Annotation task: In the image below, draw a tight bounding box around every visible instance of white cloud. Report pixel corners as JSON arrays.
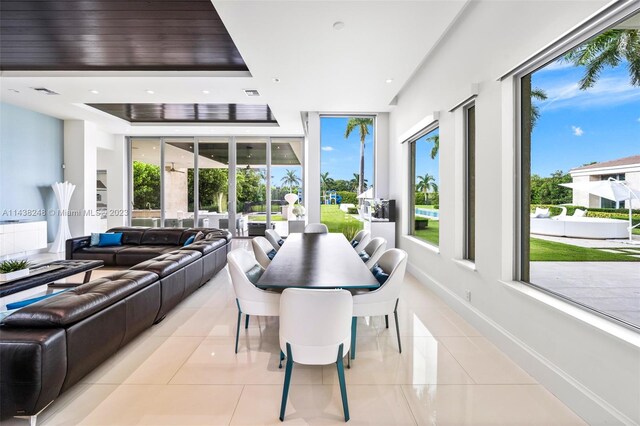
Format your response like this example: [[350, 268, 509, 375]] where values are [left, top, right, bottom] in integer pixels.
[[321, 146, 334, 152], [571, 126, 584, 136], [538, 75, 640, 112]]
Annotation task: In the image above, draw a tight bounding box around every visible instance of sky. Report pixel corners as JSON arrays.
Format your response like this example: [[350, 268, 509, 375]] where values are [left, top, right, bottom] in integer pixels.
[[530, 58, 640, 177], [320, 116, 375, 185], [415, 128, 440, 185]]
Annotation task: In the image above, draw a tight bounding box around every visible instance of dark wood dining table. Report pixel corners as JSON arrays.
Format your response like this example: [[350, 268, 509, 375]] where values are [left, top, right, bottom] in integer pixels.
[[255, 233, 380, 290]]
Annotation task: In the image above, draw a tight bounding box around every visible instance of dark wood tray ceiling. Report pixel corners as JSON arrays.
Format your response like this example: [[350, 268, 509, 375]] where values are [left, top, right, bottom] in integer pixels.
[[166, 141, 301, 166], [0, 0, 248, 71], [88, 103, 276, 124]]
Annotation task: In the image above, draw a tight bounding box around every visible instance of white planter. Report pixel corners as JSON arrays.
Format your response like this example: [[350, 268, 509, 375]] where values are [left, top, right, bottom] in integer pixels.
[[0, 268, 30, 282]]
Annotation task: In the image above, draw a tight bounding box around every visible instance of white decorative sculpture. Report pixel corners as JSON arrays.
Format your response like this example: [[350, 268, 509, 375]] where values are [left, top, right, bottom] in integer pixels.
[[284, 193, 299, 220], [49, 181, 76, 253]]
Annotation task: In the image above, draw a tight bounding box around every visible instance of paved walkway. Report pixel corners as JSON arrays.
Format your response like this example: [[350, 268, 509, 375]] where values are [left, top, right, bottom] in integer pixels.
[[530, 261, 640, 326], [533, 233, 640, 249]]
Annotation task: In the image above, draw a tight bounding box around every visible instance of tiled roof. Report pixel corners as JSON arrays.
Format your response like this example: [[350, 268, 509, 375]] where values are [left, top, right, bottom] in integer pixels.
[[571, 155, 640, 171]]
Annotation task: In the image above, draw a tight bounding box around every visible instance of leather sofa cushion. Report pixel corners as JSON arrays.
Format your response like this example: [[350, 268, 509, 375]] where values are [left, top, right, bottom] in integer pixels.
[[107, 227, 147, 245], [140, 228, 185, 246], [114, 246, 177, 266], [179, 229, 201, 245], [2, 270, 158, 328], [204, 229, 232, 242], [131, 250, 201, 278], [179, 239, 225, 255]]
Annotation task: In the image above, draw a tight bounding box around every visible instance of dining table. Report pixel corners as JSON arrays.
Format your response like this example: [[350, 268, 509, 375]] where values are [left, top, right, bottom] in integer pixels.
[[255, 232, 380, 290]]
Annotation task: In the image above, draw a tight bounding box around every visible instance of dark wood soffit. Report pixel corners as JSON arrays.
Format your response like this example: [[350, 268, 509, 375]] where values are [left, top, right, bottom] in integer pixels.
[[0, 0, 248, 71], [87, 103, 276, 124]]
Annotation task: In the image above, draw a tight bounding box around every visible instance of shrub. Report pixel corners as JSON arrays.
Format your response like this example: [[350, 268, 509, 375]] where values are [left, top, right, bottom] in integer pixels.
[[340, 223, 360, 241], [0, 259, 31, 273], [337, 191, 357, 205], [531, 204, 640, 221], [347, 207, 358, 214]]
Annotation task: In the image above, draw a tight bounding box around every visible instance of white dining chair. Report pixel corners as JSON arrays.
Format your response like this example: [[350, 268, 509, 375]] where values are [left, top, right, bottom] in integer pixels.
[[350, 229, 370, 252], [265, 229, 285, 251], [358, 237, 387, 269], [278, 288, 353, 422], [252, 236, 276, 269], [304, 223, 329, 234], [351, 249, 407, 359], [227, 248, 280, 353]]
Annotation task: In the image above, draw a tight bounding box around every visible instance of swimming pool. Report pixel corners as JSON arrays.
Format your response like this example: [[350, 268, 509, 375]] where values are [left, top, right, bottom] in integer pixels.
[[415, 208, 439, 219]]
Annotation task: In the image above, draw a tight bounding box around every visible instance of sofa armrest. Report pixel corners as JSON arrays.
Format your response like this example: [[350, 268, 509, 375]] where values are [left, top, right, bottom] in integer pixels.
[[65, 236, 91, 260]]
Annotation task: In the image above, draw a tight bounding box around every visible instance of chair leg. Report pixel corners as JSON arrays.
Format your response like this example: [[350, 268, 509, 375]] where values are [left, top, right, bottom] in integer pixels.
[[347, 350, 351, 369], [385, 315, 389, 329], [394, 299, 402, 354], [279, 343, 294, 422], [245, 314, 250, 329], [279, 350, 285, 369], [350, 317, 357, 360], [336, 344, 350, 422], [235, 301, 242, 354]]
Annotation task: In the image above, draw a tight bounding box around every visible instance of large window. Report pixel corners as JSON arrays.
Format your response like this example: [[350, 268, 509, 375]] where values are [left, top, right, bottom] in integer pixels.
[[520, 11, 640, 328], [129, 136, 303, 237], [409, 126, 440, 246], [319, 116, 375, 238]]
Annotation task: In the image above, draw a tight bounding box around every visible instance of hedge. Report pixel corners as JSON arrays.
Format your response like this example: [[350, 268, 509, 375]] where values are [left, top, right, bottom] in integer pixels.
[[337, 191, 358, 205], [531, 204, 640, 222]]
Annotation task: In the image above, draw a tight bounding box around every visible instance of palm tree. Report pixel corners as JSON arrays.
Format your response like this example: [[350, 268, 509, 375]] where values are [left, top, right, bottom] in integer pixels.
[[349, 173, 368, 192], [281, 169, 301, 193], [426, 134, 439, 160], [530, 88, 548, 129], [563, 29, 640, 90], [320, 172, 331, 193], [416, 174, 438, 203], [344, 117, 374, 196]]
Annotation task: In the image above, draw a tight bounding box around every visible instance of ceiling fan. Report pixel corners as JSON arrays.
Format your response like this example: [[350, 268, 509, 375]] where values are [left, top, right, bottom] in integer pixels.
[[165, 162, 185, 173]]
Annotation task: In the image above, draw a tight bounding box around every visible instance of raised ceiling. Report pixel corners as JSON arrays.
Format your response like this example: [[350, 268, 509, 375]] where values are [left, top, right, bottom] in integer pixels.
[[87, 103, 275, 124], [0, 0, 247, 71]]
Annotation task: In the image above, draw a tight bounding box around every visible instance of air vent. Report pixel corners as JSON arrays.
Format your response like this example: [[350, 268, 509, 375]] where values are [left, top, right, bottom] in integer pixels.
[[243, 89, 260, 97], [32, 87, 60, 95]]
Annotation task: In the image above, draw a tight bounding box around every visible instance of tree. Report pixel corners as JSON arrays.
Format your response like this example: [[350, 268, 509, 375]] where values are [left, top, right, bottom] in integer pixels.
[[191, 168, 228, 211], [426, 134, 439, 159], [563, 29, 640, 90], [281, 169, 301, 193], [530, 88, 548, 129], [416, 174, 438, 202], [320, 172, 334, 193], [344, 117, 373, 196], [530, 170, 572, 205], [132, 161, 161, 209], [349, 173, 368, 192]]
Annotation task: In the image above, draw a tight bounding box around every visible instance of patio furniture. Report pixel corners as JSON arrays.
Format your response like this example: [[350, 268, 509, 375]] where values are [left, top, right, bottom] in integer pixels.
[[278, 288, 352, 422], [248, 221, 274, 237], [531, 216, 628, 239]]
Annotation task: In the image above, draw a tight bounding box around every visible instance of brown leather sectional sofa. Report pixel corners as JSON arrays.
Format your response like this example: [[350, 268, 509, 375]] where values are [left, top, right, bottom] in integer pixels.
[[0, 227, 231, 421]]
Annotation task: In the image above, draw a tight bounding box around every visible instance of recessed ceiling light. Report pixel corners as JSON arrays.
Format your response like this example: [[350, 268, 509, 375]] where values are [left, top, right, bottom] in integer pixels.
[[333, 21, 345, 30], [145, 89, 155, 94], [385, 79, 394, 84], [90, 89, 99, 94], [272, 78, 280, 83], [243, 89, 260, 97], [202, 90, 210, 94]]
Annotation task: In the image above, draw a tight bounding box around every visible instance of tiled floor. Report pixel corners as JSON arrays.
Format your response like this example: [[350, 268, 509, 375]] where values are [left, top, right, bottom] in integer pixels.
[[6, 241, 586, 425]]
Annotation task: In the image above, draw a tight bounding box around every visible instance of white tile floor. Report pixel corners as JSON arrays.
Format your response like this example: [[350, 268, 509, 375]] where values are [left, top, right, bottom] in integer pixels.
[[6, 241, 586, 425]]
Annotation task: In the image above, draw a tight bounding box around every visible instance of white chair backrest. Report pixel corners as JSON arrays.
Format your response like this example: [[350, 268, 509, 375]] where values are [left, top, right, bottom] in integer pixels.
[[304, 223, 329, 234], [351, 230, 371, 252], [363, 237, 387, 269], [227, 248, 265, 302], [368, 249, 407, 302], [280, 288, 353, 365], [252, 237, 274, 269], [264, 229, 281, 251]]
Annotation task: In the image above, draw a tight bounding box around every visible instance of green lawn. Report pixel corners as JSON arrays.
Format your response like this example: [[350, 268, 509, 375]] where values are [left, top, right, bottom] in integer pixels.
[[413, 220, 439, 246], [249, 214, 284, 222], [321, 205, 363, 239], [530, 238, 638, 261]]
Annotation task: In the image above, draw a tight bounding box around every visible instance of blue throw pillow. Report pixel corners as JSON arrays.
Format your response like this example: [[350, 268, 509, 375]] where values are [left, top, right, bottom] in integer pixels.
[[6, 289, 69, 310], [358, 250, 370, 263], [371, 265, 389, 285], [184, 235, 196, 246], [278, 239, 285, 246], [267, 249, 277, 260], [351, 240, 359, 248], [90, 232, 101, 246], [97, 232, 123, 247], [245, 264, 264, 284]]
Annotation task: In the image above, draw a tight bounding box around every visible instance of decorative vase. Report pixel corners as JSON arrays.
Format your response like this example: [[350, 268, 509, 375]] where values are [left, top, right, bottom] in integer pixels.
[[49, 181, 76, 253]]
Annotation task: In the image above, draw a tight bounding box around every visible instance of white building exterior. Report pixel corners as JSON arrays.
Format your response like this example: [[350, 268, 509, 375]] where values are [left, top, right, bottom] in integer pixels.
[[569, 155, 640, 209]]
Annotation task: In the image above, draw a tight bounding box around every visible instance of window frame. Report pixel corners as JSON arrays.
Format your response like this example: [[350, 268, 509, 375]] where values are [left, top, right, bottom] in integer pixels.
[[464, 103, 476, 261]]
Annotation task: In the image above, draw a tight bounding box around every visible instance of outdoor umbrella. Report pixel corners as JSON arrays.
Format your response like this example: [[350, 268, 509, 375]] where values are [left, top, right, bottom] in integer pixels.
[[560, 178, 640, 241]]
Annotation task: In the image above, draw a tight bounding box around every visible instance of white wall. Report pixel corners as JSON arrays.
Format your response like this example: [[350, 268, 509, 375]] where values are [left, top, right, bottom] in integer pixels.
[[96, 134, 127, 230], [388, 1, 639, 424]]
